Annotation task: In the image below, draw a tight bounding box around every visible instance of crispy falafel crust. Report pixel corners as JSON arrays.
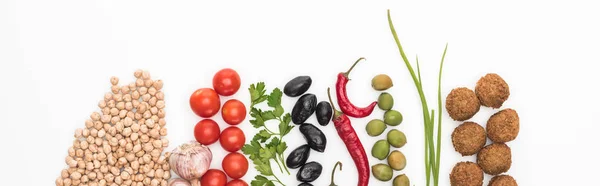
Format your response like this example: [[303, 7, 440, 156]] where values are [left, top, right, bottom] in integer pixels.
[[452, 122, 487, 156], [487, 109, 520, 143], [446, 87, 481, 121], [477, 143, 512, 175], [450, 162, 484, 186], [475, 73, 510, 108], [488, 175, 518, 186]]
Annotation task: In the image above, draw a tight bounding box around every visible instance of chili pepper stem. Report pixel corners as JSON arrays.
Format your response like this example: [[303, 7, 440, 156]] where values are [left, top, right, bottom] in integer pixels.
[[327, 88, 342, 118], [344, 57, 366, 77], [329, 161, 343, 186]]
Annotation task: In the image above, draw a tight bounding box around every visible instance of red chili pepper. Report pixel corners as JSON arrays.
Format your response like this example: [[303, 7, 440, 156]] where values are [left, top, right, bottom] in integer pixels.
[[336, 57, 377, 118], [327, 88, 369, 186]]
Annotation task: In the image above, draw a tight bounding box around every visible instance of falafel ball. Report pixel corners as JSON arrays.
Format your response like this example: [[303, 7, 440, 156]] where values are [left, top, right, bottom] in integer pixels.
[[488, 175, 518, 186], [477, 143, 512, 175], [446, 87, 480, 121], [475, 73, 510, 108], [487, 108, 520, 143], [450, 162, 484, 186], [452, 122, 486, 156]]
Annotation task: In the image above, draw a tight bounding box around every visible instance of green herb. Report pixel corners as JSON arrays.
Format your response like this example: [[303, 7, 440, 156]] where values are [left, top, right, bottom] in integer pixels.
[[388, 10, 447, 186], [243, 82, 294, 186]]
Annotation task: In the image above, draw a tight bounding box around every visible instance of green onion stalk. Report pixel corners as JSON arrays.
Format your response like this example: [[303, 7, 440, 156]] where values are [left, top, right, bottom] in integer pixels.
[[387, 9, 448, 186]]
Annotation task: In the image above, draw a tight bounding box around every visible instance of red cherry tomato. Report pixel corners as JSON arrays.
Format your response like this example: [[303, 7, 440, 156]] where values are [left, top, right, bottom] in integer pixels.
[[222, 152, 249, 179], [221, 99, 246, 125], [190, 88, 221, 117], [213, 68, 241, 96], [219, 127, 246, 152], [226, 180, 248, 186], [201, 169, 227, 186], [193, 119, 220, 145]]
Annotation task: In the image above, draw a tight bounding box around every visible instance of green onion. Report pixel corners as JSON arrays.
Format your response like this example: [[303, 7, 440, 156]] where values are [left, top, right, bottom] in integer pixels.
[[387, 9, 448, 186]]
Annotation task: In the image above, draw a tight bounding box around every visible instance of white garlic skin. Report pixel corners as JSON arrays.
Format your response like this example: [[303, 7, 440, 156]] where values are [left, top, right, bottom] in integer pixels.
[[169, 141, 212, 180], [167, 178, 191, 186]]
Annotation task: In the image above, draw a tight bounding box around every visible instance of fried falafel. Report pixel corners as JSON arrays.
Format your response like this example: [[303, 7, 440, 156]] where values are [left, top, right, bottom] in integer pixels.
[[450, 162, 484, 186], [488, 175, 518, 186], [475, 73, 510, 108], [477, 143, 512, 175], [446, 87, 480, 121], [452, 122, 487, 156], [487, 108, 520, 143]]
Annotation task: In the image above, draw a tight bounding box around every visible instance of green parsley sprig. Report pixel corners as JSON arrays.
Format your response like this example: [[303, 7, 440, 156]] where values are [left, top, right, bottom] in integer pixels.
[[242, 82, 294, 186]]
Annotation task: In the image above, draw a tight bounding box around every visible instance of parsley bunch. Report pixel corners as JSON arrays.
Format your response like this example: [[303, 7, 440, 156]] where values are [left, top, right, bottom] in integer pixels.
[[242, 82, 294, 186]]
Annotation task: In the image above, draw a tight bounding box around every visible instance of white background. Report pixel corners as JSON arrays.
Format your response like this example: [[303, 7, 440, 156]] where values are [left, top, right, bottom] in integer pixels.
[[1, 1, 599, 185]]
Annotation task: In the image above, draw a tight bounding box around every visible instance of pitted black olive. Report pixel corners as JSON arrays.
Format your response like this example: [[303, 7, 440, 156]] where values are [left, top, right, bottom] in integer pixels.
[[299, 123, 327, 152], [292, 94, 317, 124], [286, 144, 311, 169]]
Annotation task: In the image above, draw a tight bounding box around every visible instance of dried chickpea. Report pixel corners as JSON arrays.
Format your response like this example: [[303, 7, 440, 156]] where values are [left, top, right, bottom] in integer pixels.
[[110, 116, 120, 124], [111, 85, 120, 94], [116, 102, 125, 110], [148, 87, 157, 96], [121, 86, 130, 94], [150, 106, 158, 115], [125, 102, 133, 111], [152, 80, 163, 90], [113, 93, 123, 102], [159, 128, 167, 137], [144, 79, 153, 87], [151, 179, 160, 186], [103, 93, 112, 101], [119, 110, 127, 118], [143, 111, 152, 119], [114, 176, 123, 185], [90, 129, 98, 137], [71, 171, 82, 180], [145, 119, 155, 128], [101, 107, 110, 115], [155, 92, 164, 100], [91, 112, 101, 121], [141, 94, 151, 102], [141, 71, 150, 80], [97, 129, 106, 138], [110, 76, 119, 85], [106, 100, 115, 108], [63, 178, 72, 186]]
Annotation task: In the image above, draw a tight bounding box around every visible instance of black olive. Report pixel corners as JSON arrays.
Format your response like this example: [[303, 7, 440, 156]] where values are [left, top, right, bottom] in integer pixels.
[[315, 101, 332, 126], [291, 94, 317, 124], [297, 162, 323, 182], [286, 144, 311, 169], [299, 123, 327, 152], [298, 183, 313, 186], [284, 76, 312, 97]]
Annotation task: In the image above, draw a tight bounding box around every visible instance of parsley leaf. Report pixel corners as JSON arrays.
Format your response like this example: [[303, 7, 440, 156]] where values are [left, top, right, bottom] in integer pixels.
[[250, 82, 268, 106], [279, 113, 294, 136], [251, 175, 275, 186], [267, 88, 282, 108], [276, 141, 287, 155]]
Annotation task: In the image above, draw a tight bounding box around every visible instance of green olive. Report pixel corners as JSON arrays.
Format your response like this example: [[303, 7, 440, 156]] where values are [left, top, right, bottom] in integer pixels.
[[393, 174, 410, 186], [372, 74, 393, 91], [384, 110, 403, 126], [378, 92, 394, 110], [387, 150, 407, 170], [366, 119, 387, 136], [371, 140, 390, 160], [372, 164, 393, 181], [387, 129, 407, 148]]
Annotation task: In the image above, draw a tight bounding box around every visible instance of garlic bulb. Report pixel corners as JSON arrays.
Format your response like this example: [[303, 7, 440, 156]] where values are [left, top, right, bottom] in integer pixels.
[[170, 141, 212, 185], [168, 178, 191, 186]]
